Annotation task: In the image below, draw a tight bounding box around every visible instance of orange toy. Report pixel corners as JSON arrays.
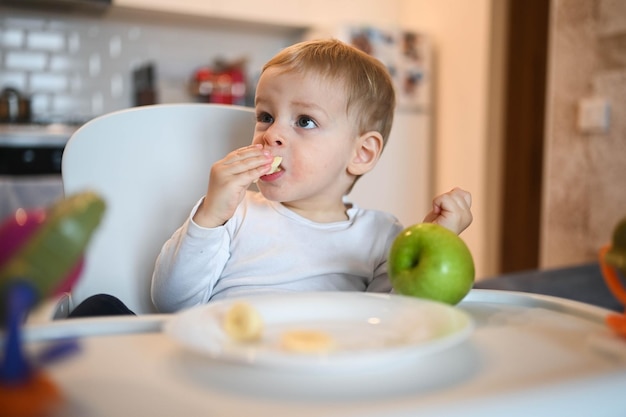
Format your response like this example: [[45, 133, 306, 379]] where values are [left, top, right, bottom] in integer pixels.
[[0, 371, 62, 417], [598, 216, 626, 338]]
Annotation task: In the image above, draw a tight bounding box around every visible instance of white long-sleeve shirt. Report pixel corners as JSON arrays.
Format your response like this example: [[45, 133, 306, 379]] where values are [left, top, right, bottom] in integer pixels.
[[151, 191, 403, 313]]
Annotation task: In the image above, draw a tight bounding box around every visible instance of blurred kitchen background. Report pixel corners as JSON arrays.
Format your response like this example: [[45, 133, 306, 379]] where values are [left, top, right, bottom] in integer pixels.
[[1, 0, 625, 282]]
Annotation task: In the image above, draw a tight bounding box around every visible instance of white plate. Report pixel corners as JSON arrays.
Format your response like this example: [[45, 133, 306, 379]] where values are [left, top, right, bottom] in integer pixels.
[[164, 292, 474, 371]]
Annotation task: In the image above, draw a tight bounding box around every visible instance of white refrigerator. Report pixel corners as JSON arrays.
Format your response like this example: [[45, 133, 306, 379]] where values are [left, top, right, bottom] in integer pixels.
[[306, 26, 434, 228]]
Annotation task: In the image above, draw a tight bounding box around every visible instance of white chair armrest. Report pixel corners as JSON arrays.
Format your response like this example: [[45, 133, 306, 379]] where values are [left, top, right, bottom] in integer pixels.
[[26, 293, 72, 324]]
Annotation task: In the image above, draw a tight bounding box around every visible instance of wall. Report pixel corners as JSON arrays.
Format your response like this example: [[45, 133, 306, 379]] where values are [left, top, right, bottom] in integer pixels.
[[541, 0, 626, 268], [0, 0, 404, 124], [115, 0, 402, 29], [398, 0, 502, 279], [0, 6, 302, 122]]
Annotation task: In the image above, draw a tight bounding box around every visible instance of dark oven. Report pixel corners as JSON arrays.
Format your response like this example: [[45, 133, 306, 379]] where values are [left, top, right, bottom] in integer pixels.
[[0, 124, 77, 221]]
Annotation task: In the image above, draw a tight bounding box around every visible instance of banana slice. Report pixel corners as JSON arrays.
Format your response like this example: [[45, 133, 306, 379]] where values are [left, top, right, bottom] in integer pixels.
[[268, 156, 282, 174], [223, 302, 263, 342], [253, 156, 282, 184], [280, 330, 334, 353]]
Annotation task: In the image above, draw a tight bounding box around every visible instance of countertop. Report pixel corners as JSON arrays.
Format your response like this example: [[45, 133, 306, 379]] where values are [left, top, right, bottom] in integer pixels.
[[474, 262, 622, 312], [0, 123, 79, 146]]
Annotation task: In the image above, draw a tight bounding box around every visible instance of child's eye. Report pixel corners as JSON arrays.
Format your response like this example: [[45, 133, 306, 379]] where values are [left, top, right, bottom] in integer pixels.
[[256, 112, 273, 124], [296, 116, 317, 129]]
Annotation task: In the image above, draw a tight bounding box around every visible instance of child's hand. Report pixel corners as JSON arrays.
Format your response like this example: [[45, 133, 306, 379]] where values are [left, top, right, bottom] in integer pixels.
[[193, 144, 273, 228], [422, 187, 472, 235]]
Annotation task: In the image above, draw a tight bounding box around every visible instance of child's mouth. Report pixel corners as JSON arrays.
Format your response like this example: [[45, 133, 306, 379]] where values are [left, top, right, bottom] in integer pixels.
[[268, 156, 282, 174], [255, 156, 283, 183]]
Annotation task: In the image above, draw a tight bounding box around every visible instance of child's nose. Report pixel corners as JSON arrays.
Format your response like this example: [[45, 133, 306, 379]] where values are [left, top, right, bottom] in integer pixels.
[[263, 131, 284, 146]]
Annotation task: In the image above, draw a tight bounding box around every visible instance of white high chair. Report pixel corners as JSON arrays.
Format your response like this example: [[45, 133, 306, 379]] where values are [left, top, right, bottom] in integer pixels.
[[50, 103, 255, 317]]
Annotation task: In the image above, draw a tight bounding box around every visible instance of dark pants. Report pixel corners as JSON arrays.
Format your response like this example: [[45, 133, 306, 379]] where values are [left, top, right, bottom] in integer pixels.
[[68, 294, 136, 318]]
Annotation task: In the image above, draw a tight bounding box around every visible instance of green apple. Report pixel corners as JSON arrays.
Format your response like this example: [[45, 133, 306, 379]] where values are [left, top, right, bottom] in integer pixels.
[[605, 216, 626, 275], [388, 223, 475, 305]]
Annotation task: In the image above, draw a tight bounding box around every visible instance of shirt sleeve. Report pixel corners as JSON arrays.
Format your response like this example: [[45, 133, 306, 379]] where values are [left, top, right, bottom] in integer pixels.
[[366, 218, 404, 293], [151, 203, 232, 313]]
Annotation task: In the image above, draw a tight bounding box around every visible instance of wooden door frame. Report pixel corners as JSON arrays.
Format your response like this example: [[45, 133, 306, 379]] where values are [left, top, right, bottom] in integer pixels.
[[499, 0, 550, 273]]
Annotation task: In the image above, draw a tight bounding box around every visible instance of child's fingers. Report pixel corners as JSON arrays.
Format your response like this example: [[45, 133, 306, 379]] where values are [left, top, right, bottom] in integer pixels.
[[218, 147, 273, 178], [444, 187, 470, 205], [422, 188, 473, 234], [222, 144, 268, 166], [437, 188, 471, 213], [448, 187, 471, 207]]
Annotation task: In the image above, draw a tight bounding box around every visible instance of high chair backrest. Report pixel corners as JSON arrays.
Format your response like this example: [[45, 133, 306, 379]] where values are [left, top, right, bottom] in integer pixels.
[[61, 104, 255, 315]]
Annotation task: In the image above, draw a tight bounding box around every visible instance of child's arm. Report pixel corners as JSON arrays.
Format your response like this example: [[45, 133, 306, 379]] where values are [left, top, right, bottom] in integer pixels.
[[422, 187, 473, 235], [193, 144, 274, 228], [151, 218, 229, 312]]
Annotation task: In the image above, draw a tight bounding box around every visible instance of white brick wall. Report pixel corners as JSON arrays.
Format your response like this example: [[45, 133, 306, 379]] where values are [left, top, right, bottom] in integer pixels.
[[0, 6, 301, 122]]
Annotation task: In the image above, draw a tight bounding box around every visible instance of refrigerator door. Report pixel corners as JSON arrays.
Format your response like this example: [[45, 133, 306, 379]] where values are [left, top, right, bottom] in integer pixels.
[[349, 110, 432, 227], [307, 26, 433, 226]]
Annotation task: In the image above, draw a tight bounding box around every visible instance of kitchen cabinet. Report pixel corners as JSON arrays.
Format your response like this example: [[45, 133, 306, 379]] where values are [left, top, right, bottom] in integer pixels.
[[114, 0, 401, 29]]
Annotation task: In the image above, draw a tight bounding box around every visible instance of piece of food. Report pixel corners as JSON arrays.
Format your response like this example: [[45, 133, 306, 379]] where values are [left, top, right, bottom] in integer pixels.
[[268, 156, 282, 174], [253, 156, 282, 184], [388, 223, 475, 305], [280, 329, 334, 353], [223, 302, 263, 342]]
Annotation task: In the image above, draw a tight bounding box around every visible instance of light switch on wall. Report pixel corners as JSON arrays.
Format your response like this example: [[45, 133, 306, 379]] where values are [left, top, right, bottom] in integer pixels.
[[577, 97, 610, 134]]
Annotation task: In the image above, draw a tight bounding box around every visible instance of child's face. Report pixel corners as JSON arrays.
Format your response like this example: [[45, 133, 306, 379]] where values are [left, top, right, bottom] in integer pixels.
[[252, 67, 360, 217]]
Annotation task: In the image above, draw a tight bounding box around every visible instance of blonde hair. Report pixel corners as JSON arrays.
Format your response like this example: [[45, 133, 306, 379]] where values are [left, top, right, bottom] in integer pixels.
[[261, 38, 396, 147]]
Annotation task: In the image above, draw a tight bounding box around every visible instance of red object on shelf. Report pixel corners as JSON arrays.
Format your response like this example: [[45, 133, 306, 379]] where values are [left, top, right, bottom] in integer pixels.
[[191, 61, 246, 105]]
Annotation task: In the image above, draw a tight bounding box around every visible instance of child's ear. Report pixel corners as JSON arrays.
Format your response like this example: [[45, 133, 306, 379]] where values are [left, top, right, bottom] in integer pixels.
[[348, 131, 384, 176]]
